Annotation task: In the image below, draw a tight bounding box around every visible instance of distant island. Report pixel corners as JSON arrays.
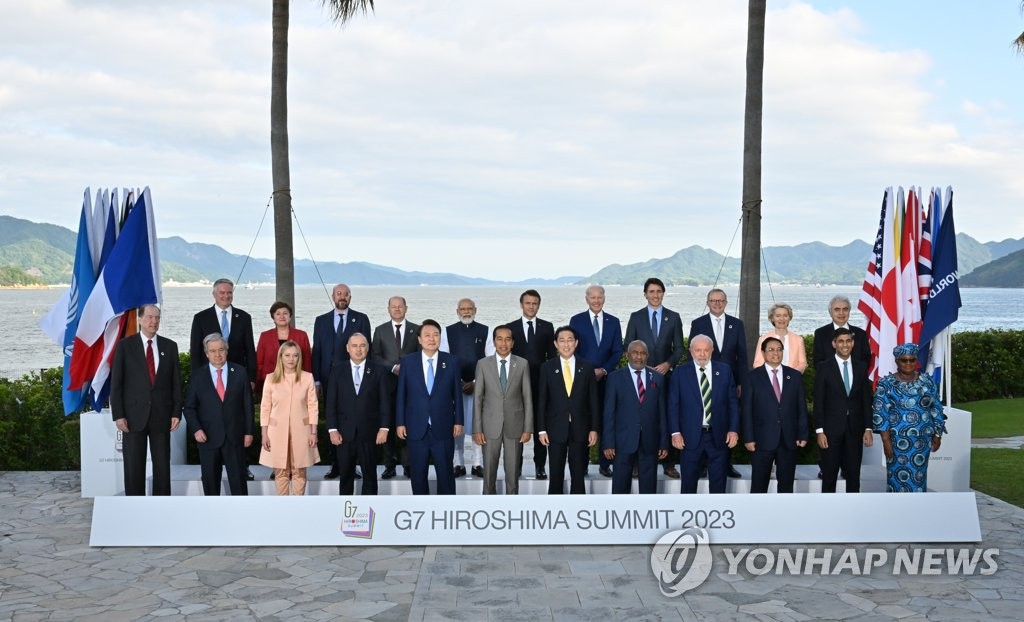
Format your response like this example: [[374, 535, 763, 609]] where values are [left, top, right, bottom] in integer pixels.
[[1, 214, 1022, 288]]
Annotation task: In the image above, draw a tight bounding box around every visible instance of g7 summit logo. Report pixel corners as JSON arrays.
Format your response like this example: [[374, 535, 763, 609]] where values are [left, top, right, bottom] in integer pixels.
[[650, 527, 713, 597]]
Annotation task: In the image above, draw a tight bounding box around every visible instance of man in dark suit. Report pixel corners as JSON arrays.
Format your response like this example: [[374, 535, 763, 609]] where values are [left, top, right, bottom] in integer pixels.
[[625, 277, 685, 479], [602, 340, 667, 494], [395, 319, 465, 495], [668, 334, 739, 494], [569, 285, 623, 478], [472, 326, 533, 494], [370, 296, 420, 480], [311, 283, 370, 479], [110, 305, 182, 496], [183, 333, 254, 496], [689, 288, 748, 479], [536, 326, 600, 494], [442, 298, 493, 479], [328, 333, 391, 495], [742, 336, 809, 494], [189, 278, 257, 480], [812, 295, 871, 366], [189, 278, 256, 385], [505, 289, 556, 480], [813, 327, 874, 493]]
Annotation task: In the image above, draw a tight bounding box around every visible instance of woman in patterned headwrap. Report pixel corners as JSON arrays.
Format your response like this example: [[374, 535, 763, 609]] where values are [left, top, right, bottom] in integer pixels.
[[872, 343, 946, 492]]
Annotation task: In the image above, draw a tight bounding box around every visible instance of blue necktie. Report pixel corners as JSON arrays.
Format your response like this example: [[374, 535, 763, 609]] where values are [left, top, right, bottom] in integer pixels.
[[842, 360, 851, 396], [426, 358, 435, 394], [593, 315, 601, 344], [220, 309, 229, 340]]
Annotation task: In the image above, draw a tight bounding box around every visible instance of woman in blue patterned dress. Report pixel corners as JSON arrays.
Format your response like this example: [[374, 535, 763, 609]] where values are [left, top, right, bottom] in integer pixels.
[[872, 343, 946, 492]]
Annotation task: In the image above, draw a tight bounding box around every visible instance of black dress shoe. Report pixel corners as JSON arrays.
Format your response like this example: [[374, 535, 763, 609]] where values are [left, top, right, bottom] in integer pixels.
[[381, 467, 397, 480], [324, 468, 340, 480], [599, 466, 613, 478], [471, 465, 484, 478], [535, 468, 547, 480], [727, 466, 742, 479], [246, 469, 255, 481], [453, 465, 467, 477]]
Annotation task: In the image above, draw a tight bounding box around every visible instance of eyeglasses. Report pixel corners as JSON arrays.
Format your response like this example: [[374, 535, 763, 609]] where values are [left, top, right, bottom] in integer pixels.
[[708, 299, 727, 304], [896, 357, 918, 363], [764, 347, 783, 353]]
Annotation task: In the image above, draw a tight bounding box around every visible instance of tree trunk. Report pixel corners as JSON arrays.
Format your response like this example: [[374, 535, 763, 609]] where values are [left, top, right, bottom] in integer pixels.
[[739, 0, 766, 366], [271, 0, 295, 318]]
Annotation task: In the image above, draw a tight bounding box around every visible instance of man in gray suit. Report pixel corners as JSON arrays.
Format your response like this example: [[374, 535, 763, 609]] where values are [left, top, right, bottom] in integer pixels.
[[371, 295, 421, 480], [472, 325, 533, 494]]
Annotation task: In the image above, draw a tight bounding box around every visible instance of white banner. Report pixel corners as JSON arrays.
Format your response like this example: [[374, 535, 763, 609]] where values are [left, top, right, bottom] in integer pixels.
[[91, 492, 981, 547]]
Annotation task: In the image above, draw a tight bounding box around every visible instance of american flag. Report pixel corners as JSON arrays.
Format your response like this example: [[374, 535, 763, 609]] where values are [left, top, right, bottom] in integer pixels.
[[857, 188, 889, 383]]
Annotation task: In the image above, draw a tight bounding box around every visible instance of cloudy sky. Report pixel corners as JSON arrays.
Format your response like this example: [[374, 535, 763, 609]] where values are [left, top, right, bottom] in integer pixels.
[[2, 0, 1022, 280]]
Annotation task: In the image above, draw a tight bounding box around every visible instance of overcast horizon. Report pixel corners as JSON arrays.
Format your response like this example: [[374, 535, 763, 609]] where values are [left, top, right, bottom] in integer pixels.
[[2, 1, 1021, 281]]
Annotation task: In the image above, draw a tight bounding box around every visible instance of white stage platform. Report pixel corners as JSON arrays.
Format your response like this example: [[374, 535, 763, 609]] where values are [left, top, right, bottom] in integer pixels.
[[163, 463, 885, 496]]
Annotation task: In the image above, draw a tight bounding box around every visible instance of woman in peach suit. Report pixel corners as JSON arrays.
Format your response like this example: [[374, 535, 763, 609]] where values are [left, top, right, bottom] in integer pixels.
[[752, 303, 808, 373], [259, 341, 320, 495]]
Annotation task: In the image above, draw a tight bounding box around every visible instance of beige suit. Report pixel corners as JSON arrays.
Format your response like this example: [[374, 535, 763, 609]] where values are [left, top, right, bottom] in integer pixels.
[[473, 354, 533, 494], [259, 370, 321, 494]]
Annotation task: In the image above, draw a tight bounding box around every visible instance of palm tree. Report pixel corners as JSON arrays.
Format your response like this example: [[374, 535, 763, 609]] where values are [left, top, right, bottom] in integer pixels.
[[1015, 2, 1024, 53], [739, 0, 766, 363], [271, 0, 374, 314]]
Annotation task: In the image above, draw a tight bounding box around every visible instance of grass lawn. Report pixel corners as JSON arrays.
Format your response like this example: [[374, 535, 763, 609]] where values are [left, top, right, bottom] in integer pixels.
[[971, 448, 1024, 508], [954, 398, 1024, 438]]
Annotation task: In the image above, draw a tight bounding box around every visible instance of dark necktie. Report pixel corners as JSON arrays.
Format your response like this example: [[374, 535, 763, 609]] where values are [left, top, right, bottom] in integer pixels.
[[772, 368, 782, 402], [699, 367, 711, 425], [635, 369, 645, 404], [651, 310, 659, 340], [527, 320, 535, 344], [146, 340, 155, 385], [499, 359, 508, 392], [395, 324, 402, 351]]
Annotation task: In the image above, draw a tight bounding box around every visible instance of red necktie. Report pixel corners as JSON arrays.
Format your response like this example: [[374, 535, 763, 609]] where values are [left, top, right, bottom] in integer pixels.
[[146, 339, 156, 384], [635, 370, 645, 404], [216, 368, 226, 401]]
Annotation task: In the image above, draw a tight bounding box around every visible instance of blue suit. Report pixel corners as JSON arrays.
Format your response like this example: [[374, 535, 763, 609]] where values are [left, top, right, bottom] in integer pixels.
[[741, 365, 809, 493], [569, 311, 624, 376], [689, 313, 748, 388], [395, 351, 465, 495], [602, 366, 667, 494], [311, 308, 371, 388], [667, 361, 739, 493]]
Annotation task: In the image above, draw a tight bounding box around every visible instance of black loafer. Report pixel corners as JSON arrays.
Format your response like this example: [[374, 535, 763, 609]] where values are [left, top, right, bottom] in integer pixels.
[[381, 467, 397, 480], [453, 465, 467, 477], [535, 468, 547, 480], [727, 466, 742, 479], [599, 466, 613, 478], [324, 468, 339, 480], [471, 465, 484, 478]]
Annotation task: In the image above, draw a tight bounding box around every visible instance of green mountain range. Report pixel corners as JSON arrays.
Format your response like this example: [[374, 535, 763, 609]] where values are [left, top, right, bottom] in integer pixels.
[[0, 214, 1021, 287]]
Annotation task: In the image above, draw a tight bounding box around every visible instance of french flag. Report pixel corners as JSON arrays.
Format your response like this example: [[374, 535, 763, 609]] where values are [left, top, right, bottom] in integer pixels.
[[68, 188, 162, 398]]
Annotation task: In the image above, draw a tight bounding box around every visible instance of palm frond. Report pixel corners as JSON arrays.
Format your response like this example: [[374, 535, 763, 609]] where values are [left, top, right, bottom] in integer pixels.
[[320, 0, 374, 24]]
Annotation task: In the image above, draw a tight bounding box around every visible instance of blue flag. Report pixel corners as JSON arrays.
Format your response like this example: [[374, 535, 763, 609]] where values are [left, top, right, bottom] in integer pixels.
[[61, 192, 97, 414], [918, 188, 960, 362]]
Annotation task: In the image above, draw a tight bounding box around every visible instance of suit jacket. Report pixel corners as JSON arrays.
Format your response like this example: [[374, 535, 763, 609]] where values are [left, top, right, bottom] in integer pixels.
[[624, 306, 686, 369], [473, 354, 533, 440], [812, 356, 872, 438], [753, 331, 808, 373], [569, 311, 624, 375], [255, 327, 312, 386], [259, 370, 319, 469], [689, 313, 748, 387], [326, 360, 392, 440], [602, 366, 667, 454], [311, 308, 371, 386], [536, 357, 600, 444], [741, 365, 809, 451], [183, 363, 254, 449], [812, 323, 871, 367], [370, 320, 421, 371], [110, 333, 183, 431], [190, 306, 257, 383], [395, 351, 465, 440], [667, 362, 739, 449], [505, 317, 556, 411]]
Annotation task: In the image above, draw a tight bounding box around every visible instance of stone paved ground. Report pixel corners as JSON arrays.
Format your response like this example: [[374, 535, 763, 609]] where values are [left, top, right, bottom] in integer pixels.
[[2, 471, 1022, 621]]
